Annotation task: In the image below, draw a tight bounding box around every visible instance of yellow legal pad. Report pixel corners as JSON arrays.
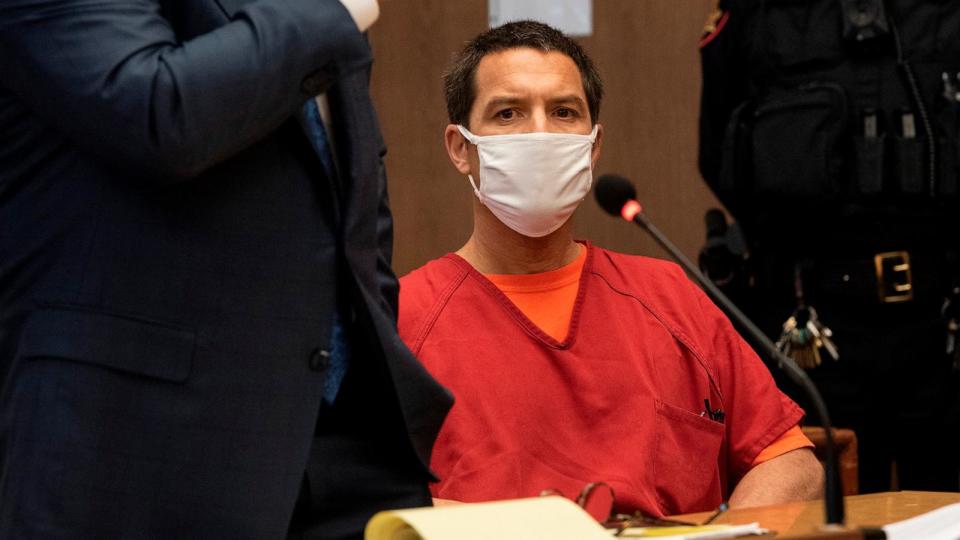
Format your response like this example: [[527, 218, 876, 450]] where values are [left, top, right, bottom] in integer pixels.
[[364, 496, 766, 540], [365, 496, 610, 540]]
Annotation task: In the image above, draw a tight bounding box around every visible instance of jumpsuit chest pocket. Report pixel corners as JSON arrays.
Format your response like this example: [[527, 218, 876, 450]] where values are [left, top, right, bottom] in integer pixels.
[[653, 400, 725, 516]]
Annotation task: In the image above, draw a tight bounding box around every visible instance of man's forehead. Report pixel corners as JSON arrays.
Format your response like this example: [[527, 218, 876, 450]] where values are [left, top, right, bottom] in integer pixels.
[[472, 47, 585, 98]]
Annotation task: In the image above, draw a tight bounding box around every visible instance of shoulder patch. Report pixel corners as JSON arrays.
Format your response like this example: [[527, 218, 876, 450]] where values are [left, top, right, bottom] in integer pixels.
[[699, 2, 729, 49]]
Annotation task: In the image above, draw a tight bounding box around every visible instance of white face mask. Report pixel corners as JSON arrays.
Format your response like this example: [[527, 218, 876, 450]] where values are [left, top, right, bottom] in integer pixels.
[[458, 125, 599, 238]]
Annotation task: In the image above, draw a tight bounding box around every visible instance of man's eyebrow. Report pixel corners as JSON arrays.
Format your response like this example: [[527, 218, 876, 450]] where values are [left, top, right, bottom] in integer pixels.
[[549, 95, 588, 108], [481, 96, 525, 110]]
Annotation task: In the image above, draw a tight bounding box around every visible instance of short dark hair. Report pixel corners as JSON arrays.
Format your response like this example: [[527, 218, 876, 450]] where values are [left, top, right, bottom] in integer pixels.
[[443, 20, 604, 128]]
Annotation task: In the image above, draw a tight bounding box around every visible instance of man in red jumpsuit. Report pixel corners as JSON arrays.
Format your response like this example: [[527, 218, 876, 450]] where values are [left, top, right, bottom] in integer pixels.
[[398, 20, 824, 518]]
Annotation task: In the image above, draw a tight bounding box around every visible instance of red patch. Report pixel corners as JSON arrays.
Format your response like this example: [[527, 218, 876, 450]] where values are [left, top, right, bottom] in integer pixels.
[[699, 10, 729, 48]]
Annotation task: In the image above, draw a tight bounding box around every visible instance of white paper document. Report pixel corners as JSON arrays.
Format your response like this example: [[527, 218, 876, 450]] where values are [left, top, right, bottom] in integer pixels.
[[883, 501, 960, 540], [616, 522, 767, 539]]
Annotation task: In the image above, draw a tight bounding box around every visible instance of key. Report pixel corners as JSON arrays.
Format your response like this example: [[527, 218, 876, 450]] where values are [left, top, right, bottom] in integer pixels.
[[947, 319, 957, 356], [949, 319, 959, 374], [941, 287, 960, 373], [777, 312, 820, 369], [806, 306, 840, 361], [776, 306, 839, 369]]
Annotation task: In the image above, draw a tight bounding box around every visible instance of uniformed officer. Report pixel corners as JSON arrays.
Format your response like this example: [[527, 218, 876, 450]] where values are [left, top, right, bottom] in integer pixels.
[[698, 0, 960, 493]]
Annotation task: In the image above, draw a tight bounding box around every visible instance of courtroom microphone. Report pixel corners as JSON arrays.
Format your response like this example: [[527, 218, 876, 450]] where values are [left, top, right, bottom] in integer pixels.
[[594, 174, 847, 528]]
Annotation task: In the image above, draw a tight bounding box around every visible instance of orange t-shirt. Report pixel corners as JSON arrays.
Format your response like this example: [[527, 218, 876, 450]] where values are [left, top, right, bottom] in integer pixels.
[[484, 243, 813, 466], [751, 425, 814, 466], [485, 245, 587, 343]]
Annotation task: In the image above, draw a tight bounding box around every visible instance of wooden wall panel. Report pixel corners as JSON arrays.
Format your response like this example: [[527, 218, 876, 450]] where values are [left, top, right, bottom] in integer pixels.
[[369, 1, 720, 275]]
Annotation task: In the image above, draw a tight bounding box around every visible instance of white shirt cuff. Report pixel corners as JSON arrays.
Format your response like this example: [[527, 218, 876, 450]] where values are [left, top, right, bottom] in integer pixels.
[[338, 0, 380, 32]]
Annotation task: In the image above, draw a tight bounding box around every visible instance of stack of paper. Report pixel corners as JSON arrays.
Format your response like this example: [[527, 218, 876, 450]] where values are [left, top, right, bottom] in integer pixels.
[[883, 501, 960, 540], [616, 523, 766, 538]]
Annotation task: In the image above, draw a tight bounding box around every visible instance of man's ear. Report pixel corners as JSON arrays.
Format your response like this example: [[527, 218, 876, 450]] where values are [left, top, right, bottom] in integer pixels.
[[590, 123, 604, 170], [444, 124, 472, 175]]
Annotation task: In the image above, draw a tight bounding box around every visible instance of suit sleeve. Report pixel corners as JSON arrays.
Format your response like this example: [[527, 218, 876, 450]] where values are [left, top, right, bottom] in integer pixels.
[[0, 0, 370, 181]]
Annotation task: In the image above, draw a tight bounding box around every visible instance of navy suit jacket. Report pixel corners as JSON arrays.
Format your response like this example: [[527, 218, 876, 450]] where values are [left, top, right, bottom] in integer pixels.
[[0, 0, 451, 536]]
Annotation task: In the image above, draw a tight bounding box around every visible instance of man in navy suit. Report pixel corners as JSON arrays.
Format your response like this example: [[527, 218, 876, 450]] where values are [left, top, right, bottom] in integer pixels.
[[0, 0, 452, 538]]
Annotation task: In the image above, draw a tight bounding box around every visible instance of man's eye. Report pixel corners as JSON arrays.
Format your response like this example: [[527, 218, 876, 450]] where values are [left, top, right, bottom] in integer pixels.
[[555, 108, 576, 118], [496, 109, 515, 120]]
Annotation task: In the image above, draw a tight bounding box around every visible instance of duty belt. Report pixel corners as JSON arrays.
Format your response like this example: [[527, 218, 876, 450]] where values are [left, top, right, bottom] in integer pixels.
[[774, 250, 950, 306]]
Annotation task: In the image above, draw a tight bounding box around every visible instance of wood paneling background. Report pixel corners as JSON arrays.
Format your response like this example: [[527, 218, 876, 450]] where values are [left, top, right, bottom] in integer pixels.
[[369, 1, 720, 275]]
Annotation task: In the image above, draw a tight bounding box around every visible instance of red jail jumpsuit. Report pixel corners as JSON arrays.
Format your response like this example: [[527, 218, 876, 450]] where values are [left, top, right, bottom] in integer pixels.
[[399, 242, 811, 516]]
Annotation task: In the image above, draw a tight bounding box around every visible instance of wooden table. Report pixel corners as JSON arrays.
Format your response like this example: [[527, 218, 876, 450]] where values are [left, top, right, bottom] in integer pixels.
[[672, 491, 960, 537]]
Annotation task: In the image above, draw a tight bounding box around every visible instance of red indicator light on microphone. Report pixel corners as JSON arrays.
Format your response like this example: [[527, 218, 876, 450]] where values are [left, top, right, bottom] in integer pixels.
[[621, 200, 642, 221]]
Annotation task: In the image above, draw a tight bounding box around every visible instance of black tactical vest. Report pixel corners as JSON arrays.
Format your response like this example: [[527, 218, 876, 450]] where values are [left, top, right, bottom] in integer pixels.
[[705, 0, 960, 249]]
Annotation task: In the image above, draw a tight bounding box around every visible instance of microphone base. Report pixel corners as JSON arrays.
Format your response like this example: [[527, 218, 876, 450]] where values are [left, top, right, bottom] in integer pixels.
[[785, 525, 886, 539]]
